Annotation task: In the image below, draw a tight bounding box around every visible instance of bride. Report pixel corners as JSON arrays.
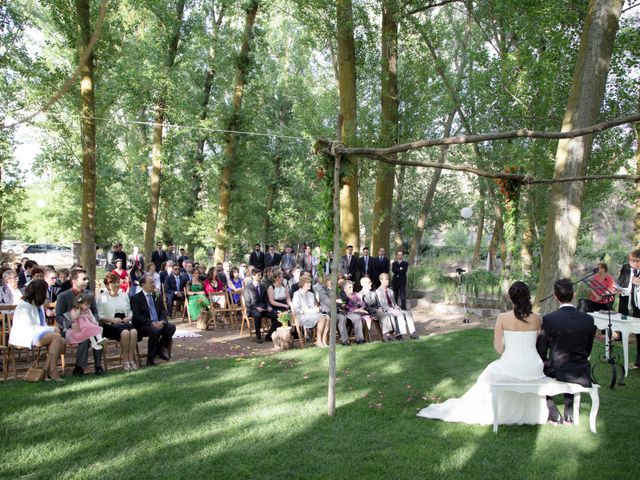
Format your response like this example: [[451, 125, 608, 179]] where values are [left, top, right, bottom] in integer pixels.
[[418, 281, 548, 426]]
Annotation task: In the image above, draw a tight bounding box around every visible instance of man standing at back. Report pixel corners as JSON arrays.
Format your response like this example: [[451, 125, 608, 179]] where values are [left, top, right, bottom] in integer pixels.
[[249, 243, 265, 271], [536, 278, 595, 424], [341, 245, 358, 282]]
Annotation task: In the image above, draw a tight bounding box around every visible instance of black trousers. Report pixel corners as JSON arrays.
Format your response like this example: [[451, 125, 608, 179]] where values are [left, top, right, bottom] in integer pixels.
[[626, 298, 640, 363], [393, 284, 407, 310], [546, 394, 574, 420], [249, 308, 279, 339], [137, 322, 176, 361]]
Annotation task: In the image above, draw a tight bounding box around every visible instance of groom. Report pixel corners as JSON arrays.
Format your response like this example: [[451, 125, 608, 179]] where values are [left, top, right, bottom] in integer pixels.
[[536, 279, 595, 424]]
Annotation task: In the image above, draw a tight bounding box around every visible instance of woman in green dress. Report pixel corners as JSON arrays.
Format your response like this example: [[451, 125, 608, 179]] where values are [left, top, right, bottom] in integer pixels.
[[187, 271, 210, 320]]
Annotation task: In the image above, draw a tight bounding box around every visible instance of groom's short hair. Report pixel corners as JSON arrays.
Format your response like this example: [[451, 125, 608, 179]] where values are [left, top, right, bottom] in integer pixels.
[[553, 278, 574, 303]]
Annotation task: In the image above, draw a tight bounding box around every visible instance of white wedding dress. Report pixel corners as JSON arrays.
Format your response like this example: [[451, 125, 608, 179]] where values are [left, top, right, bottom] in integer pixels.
[[417, 330, 548, 425]]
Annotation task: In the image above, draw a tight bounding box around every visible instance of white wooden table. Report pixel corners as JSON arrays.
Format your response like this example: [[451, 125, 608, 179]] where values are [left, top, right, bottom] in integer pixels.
[[590, 312, 640, 377], [489, 378, 599, 433]]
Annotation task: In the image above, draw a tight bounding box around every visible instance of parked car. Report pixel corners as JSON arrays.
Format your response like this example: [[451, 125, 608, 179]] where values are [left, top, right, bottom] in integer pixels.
[[1, 240, 26, 255], [23, 244, 72, 255]]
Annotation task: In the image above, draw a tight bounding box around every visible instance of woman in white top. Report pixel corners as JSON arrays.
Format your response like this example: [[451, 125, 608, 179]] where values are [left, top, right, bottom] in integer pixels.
[[8, 280, 64, 381], [97, 272, 138, 371], [267, 271, 291, 313], [291, 276, 329, 347], [146, 263, 161, 291]]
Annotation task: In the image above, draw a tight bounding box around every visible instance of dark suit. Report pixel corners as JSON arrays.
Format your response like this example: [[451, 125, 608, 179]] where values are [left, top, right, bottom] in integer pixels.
[[163, 273, 185, 316], [249, 251, 265, 271], [340, 254, 358, 281], [537, 305, 595, 418], [299, 253, 314, 274], [131, 290, 174, 363], [358, 256, 374, 282], [392, 260, 409, 309], [18, 272, 30, 289], [372, 256, 390, 288], [244, 282, 278, 340], [55, 288, 100, 370], [280, 253, 297, 278], [151, 249, 167, 272], [265, 252, 281, 268], [45, 285, 61, 304]]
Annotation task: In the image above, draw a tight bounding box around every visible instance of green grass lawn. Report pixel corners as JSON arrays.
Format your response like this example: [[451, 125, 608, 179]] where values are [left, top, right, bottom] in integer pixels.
[[1, 329, 638, 480]]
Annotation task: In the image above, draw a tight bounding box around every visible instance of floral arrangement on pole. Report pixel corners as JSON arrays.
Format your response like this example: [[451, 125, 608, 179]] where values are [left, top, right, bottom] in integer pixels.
[[277, 311, 291, 327]]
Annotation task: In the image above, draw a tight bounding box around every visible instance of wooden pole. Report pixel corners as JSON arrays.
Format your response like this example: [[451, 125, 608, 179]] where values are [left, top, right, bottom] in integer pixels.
[[328, 115, 343, 416]]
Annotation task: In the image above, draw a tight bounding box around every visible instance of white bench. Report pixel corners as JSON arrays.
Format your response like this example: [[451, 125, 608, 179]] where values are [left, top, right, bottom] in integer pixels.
[[489, 378, 600, 433]]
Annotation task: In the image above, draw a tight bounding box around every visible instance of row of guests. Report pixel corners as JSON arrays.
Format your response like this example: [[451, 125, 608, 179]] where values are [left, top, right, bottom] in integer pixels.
[[1, 263, 70, 307], [242, 268, 420, 345], [7, 268, 176, 380]]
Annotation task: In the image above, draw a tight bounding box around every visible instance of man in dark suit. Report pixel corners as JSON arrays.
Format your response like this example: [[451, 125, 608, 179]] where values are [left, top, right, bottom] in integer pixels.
[[298, 245, 314, 275], [340, 245, 358, 282], [391, 250, 409, 310], [18, 260, 37, 289], [55, 269, 104, 376], [620, 249, 640, 368], [244, 269, 279, 344], [280, 246, 296, 279], [249, 243, 265, 271], [372, 247, 390, 289], [131, 274, 176, 366], [358, 247, 374, 284], [536, 278, 595, 424], [163, 264, 185, 317], [151, 242, 167, 272], [265, 245, 281, 268]]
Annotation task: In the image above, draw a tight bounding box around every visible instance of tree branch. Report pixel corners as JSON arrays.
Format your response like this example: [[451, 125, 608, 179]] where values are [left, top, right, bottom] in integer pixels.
[[405, 0, 463, 16]]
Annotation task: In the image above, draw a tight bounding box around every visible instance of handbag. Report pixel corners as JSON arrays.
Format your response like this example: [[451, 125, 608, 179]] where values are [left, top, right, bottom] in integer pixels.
[[24, 358, 46, 382]]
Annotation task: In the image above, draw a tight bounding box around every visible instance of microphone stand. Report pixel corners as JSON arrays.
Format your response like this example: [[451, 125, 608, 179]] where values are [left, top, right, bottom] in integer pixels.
[[579, 275, 624, 390], [537, 270, 598, 305]]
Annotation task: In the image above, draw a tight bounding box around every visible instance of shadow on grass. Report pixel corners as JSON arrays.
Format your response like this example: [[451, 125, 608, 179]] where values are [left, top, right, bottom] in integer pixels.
[[1, 330, 637, 479]]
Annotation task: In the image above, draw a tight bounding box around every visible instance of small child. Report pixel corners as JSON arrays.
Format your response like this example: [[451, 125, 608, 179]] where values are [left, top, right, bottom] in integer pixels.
[[65, 293, 107, 350]]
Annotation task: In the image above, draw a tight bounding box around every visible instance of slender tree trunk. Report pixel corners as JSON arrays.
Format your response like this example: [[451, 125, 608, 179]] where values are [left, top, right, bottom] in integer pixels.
[[634, 92, 640, 246], [472, 189, 485, 266], [408, 109, 455, 266], [76, 0, 97, 289], [536, 0, 623, 312], [143, 0, 186, 265], [214, 1, 259, 263], [336, 0, 359, 252], [521, 192, 534, 276], [393, 165, 406, 251], [370, 0, 399, 255], [264, 104, 287, 242]]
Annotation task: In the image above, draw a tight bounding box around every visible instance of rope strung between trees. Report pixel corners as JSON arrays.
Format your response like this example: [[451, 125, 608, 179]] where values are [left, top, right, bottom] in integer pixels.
[[315, 113, 640, 185], [1, 0, 110, 130]]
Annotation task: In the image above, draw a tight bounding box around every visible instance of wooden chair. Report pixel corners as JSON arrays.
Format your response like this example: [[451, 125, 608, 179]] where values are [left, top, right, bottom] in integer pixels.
[[226, 289, 244, 328], [291, 310, 316, 349], [206, 291, 231, 331], [182, 287, 191, 324], [1, 306, 14, 381], [101, 339, 124, 371]]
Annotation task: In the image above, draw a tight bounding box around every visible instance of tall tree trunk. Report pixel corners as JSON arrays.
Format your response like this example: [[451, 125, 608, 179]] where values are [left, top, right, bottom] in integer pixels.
[[472, 188, 485, 266], [143, 0, 186, 265], [76, 0, 97, 289], [634, 92, 640, 246], [191, 5, 225, 243], [336, 0, 359, 252], [370, 0, 398, 255], [264, 103, 287, 242], [392, 165, 406, 251], [408, 109, 455, 266], [214, 1, 259, 263], [521, 192, 534, 276], [536, 0, 623, 312]]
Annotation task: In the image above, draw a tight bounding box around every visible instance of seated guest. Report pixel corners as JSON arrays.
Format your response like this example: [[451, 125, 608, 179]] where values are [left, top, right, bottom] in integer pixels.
[[228, 267, 244, 304], [187, 270, 210, 320], [263, 266, 275, 289], [112, 259, 130, 294], [0, 269, 23, 305], [0, 265, 10, 285], [238, 263, 247, 281], [289, 269, 307, 297], [131, 273, 176, 366], [342, 280, 367, 346], [215, 262, 227, 287], [182, 261, 195, 283], [291, 276, 329, 347], [537, 279, 596, 424], [27, 266, 45, 284], [244, 269, 279, 344], [57, 268, 71, 292], [8, 279, 64, 381], [43, 268, 60, 303], [55, 268, 104, 376], [163, 263, 185, 317], [578, 262, 616, 313], [267, 271, 291, 313], [97, 272, 139, 371], [374, 273, 419, 340], [18, 260, 37, 288], [360, 276, 394, 342], [204, 267, 225, 308], [129, 263, 144, 296], [314, 276, 350, 346], [146, 262, 161, 290], [158, 261, 170, 285]]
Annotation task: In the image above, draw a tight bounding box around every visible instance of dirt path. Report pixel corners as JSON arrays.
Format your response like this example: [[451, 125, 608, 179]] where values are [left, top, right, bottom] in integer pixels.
[[169, 308, 494, 361]]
